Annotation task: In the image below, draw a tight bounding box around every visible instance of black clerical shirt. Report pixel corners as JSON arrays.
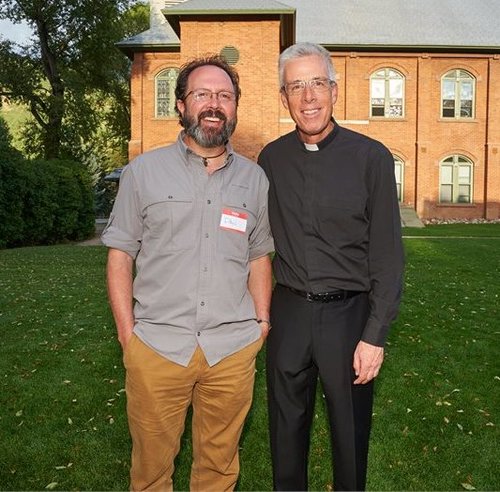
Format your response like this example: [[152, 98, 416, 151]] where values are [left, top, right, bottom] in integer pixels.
[[258, 122, 404, 346]]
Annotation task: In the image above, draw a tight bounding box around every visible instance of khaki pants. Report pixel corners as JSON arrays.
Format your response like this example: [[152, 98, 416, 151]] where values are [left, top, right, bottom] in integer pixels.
[[124, 334, 263, 491]]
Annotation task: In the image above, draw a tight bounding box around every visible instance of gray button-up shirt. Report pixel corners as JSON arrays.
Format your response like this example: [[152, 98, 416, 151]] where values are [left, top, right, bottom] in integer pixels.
[[102, 133, 274, 366]]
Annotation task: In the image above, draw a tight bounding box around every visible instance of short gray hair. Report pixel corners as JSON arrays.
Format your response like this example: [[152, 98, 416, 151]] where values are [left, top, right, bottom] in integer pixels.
[[278, 42, 336, 88]]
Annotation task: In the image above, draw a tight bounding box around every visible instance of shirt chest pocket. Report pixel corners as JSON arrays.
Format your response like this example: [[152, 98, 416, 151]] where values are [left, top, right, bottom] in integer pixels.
[[316, 196, 367, 244], [145, 193, 195, 252], [218, 186, 258, 260]]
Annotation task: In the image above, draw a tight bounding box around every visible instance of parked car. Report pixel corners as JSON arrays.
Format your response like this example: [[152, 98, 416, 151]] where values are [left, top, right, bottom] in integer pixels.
[[104, 167, 123, 183]]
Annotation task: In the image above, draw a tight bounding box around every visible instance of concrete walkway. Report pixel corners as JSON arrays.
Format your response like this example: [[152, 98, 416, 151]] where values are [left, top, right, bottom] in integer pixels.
[[77, 219, 106, 246], [400, 206, 425, 228]]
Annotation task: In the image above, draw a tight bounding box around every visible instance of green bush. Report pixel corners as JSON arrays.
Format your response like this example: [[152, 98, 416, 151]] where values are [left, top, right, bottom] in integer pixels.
[[46, 159, 95, 242], [0, 119, 25, 248], [0, 120, 95, 248]]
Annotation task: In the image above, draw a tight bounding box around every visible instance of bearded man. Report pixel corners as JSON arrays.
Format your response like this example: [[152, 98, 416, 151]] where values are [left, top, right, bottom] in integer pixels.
[[102, 55, 273, 492]]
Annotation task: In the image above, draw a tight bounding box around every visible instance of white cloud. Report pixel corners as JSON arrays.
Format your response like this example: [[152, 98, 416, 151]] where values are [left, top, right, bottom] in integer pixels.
[[0, 19, 33, 44]]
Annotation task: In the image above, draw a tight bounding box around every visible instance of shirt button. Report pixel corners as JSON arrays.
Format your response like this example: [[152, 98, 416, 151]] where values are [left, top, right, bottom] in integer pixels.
[[203, 267, 208, 272], [200, 301, 205, 306], [207, 199, 211, 204], [168, 195, 173, 199], [243, 203, 247, 208], [205, 233, 209, 238], [197, 331, 201, 336]]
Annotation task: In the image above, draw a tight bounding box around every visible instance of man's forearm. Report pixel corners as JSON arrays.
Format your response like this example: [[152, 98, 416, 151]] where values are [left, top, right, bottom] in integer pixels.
[[248, 254, 273, 335], [106, 248, 135, 349]]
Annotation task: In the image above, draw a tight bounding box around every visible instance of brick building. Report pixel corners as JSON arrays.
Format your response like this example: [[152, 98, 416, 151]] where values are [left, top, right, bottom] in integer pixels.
[[117, 0, 500, 221]]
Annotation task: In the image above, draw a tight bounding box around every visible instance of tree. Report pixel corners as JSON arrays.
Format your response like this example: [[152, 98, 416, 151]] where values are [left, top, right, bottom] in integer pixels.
[[0, 0, 148, 161]]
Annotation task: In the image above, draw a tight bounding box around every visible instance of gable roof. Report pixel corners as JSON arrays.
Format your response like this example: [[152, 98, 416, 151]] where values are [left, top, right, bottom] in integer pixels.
[[283, 0, 500, 51]]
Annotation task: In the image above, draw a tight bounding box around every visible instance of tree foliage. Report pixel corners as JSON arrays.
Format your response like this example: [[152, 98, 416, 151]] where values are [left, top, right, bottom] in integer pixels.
[[0, 0, 148, 163]]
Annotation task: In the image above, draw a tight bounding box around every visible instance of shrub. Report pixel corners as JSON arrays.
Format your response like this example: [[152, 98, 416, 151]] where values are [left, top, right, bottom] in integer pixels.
[[0, 119, 25, 248], [0, 121, 95, 248], [18, 159, 95, 246]]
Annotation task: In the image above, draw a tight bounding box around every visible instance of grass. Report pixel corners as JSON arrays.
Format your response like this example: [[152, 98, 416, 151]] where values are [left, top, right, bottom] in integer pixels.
[[403, 223, 500, 237], [0, 225, 499, 491]]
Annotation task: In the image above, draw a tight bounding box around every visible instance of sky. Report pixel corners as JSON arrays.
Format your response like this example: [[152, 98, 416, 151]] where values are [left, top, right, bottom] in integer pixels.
[[0, 18, 33, 44]]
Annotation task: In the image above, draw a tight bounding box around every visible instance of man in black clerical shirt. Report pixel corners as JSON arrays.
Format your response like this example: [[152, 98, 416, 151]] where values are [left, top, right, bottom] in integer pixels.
[[258, 42, 404, 491]]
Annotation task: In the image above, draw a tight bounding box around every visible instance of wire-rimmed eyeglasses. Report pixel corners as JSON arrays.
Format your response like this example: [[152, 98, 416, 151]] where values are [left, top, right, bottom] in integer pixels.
[[282, 78, 335, 96], [184, 89, 236, 104]]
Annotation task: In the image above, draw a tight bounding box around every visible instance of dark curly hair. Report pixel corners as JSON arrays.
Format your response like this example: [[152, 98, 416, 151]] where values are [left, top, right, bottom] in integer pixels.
[[174, 55, 241, 123]]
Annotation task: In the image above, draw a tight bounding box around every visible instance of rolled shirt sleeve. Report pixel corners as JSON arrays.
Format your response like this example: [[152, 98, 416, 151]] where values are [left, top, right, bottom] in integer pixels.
[[101, 164, 143, 259], [248, 171, 274, 261]]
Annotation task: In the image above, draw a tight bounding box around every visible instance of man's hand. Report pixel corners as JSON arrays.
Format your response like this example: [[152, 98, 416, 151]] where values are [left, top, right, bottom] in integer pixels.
[[258, 320, 271, 340], [248, 254, 272, 341], [107, 248, 135, 354], [119, 330, 134, 351], [353, 340, 384, 384]]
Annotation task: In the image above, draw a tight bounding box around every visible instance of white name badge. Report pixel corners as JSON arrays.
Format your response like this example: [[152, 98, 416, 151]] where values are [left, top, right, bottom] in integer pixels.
[[220, 208, 248, 234]]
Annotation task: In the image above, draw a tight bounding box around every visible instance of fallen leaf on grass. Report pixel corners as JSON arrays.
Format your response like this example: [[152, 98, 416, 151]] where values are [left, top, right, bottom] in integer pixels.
[[15, 410, 23, 417], [461, 483, 476, 490]]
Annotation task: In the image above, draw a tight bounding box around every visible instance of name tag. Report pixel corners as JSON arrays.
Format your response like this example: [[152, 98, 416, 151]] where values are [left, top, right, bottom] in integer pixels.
[[220, 208, 248, 233]]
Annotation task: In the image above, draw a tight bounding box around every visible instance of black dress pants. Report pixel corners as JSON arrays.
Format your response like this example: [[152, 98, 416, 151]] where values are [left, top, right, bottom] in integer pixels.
[[266, 284, 374, 491]]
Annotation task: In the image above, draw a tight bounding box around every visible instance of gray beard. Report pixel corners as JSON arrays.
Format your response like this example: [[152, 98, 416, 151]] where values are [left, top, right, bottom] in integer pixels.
[[182, 111, 237, 148]]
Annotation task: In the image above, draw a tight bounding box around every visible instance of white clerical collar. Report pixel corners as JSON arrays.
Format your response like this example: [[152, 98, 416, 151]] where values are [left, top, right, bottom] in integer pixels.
[[304, 142, 319, 152]]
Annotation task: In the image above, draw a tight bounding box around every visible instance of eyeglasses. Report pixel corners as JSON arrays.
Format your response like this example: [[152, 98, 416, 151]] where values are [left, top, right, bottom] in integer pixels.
[[282, 78, 334, 96], [185, 89, 236, 104]]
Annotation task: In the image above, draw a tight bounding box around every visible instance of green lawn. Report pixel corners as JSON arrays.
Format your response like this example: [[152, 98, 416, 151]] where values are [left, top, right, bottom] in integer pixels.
[[403, 223, 500, 237], [1, 226, 499, 491]]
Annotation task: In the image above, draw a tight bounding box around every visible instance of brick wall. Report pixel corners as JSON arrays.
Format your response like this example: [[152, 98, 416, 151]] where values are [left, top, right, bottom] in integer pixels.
[[128, 19, 500, 220], [129, 51, 182, 160], [327, 52, 499, 220]]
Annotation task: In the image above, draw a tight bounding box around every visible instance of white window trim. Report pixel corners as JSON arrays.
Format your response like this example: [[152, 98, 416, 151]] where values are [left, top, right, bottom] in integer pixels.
[[393, 155, 404, 202], [439, 155, 474, 204], [155, 68, 179, 118], [440, 69, 475, 119], [370, 68, 405, 119]]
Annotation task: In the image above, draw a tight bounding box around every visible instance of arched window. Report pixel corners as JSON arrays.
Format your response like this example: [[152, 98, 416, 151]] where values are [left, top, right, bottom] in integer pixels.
[[155, 68, 179, 118], [393, 155, 404, 202], [441, 70, 475, 119], [440, 155, 473, 203], [370, 68, 404, 118]]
